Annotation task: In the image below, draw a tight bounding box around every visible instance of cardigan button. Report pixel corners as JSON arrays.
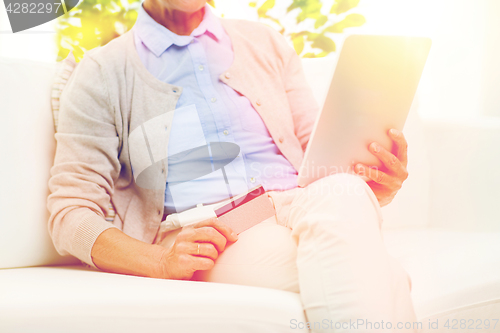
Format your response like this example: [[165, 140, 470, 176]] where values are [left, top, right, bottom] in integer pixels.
[[256, 100, 261, 106], [279, 136, 284, 143], [225, 72, 231, 79]]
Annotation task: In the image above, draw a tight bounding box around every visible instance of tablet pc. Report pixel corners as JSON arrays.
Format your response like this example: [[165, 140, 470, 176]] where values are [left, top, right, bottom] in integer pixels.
[[297, 35, 431, 188]]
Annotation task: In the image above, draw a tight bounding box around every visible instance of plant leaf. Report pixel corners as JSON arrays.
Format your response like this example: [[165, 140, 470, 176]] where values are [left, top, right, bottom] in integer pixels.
[[258, 0, 275, 17], [286, 0, 305, 13], [310, 34, 336, 53], [303, 32, 321, 41], [314, 15, 328, 29], [323, 13, 366, 33], [330, 0, 360, 15], [295, 0, 322, 24], [292, 34, 305, 55], [303, 52, 318, 58]]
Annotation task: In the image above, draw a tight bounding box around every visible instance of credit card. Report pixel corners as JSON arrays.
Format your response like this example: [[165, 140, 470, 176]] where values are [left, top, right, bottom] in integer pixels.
[[217, 193, 275, 234], [214, 185, 265, 217]]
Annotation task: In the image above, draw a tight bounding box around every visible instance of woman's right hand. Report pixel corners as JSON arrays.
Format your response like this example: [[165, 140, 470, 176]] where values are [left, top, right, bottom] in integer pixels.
[[155, 218, 238, 280]]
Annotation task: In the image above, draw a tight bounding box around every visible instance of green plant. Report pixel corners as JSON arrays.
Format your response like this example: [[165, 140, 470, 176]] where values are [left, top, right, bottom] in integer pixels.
[[56, 0, 140, 61], [250, 0, 366, 57], [56, 0, 363, 61], [56, 0, 218, 61]]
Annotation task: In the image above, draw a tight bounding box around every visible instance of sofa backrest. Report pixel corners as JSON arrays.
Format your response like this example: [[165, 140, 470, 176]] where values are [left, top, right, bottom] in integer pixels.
[[0, 58, 79, 269]]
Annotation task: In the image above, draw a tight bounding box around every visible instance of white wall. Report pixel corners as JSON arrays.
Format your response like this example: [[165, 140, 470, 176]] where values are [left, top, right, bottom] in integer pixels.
[[0, 0, 57, 62], [482, 0, 500, 117], [346, 0, 496, 120]]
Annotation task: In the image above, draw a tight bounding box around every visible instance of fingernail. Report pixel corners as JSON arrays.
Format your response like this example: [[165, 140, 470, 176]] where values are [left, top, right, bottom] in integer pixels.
[[372, 143, 380, 153], [231, 231, 238, 239], [390, 129, 398, 136], [356, 164, 364, 172]]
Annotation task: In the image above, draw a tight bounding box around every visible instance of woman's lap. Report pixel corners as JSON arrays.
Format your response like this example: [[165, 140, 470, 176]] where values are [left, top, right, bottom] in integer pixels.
[[158, 174, 381, 294], [192, 216, 300, 293], [156, 174, 417, 332]]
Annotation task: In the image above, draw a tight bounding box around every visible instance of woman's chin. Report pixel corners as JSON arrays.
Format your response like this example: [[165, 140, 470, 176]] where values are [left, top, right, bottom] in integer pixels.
[[170, 0, 207, 13]]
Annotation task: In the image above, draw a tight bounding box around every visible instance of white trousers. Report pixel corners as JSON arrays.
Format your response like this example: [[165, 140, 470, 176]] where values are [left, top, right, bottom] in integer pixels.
[[158, 174, 418, 332]]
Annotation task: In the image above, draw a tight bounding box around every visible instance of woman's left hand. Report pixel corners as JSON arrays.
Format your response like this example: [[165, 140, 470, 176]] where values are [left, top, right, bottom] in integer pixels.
[[354, 129, 409, 207]]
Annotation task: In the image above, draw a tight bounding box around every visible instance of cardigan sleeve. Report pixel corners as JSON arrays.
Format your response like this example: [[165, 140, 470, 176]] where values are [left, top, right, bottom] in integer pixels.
[[282, 45, 319, 151], [47, 54, 120, 267]]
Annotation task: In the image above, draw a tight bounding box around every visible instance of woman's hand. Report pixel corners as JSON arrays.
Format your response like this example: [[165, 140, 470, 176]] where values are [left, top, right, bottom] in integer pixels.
[[354, 129, 409, 207], [156, 218, 238, 280]]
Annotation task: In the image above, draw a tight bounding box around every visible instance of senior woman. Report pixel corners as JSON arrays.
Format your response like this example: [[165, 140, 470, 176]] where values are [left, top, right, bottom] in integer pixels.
[[48, 0, 417, 331]]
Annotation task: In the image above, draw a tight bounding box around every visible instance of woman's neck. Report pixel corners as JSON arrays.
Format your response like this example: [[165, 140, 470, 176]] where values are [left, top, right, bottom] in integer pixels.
[[142, 0, 205, 36]]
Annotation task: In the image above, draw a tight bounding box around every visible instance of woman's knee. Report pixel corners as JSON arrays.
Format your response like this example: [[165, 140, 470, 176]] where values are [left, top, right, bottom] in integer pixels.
[[290, 173, 382, 229]]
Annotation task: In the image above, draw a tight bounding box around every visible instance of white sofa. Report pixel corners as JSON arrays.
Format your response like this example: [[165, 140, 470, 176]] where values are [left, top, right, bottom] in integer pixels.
[[1, 55, 499, 333]]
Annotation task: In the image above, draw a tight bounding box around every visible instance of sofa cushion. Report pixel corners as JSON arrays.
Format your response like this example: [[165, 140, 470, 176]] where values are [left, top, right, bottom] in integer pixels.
[[0, 57, 79, 269], [384, 228, 500, 331], [0, 265, 307, 333], [423, 117, 500, 232], [2, 229, 498, 332]]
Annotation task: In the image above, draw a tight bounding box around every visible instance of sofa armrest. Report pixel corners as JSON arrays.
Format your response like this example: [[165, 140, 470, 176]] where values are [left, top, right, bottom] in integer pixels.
[[423, 117, 500, 231]]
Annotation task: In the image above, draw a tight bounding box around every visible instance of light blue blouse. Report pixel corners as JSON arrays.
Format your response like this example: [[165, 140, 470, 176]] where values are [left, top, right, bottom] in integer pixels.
[[133, 4, 298, 214]]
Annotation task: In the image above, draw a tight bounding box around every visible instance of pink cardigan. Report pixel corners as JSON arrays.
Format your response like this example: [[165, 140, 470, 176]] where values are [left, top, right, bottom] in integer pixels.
[[47, 18, 319, 267]]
